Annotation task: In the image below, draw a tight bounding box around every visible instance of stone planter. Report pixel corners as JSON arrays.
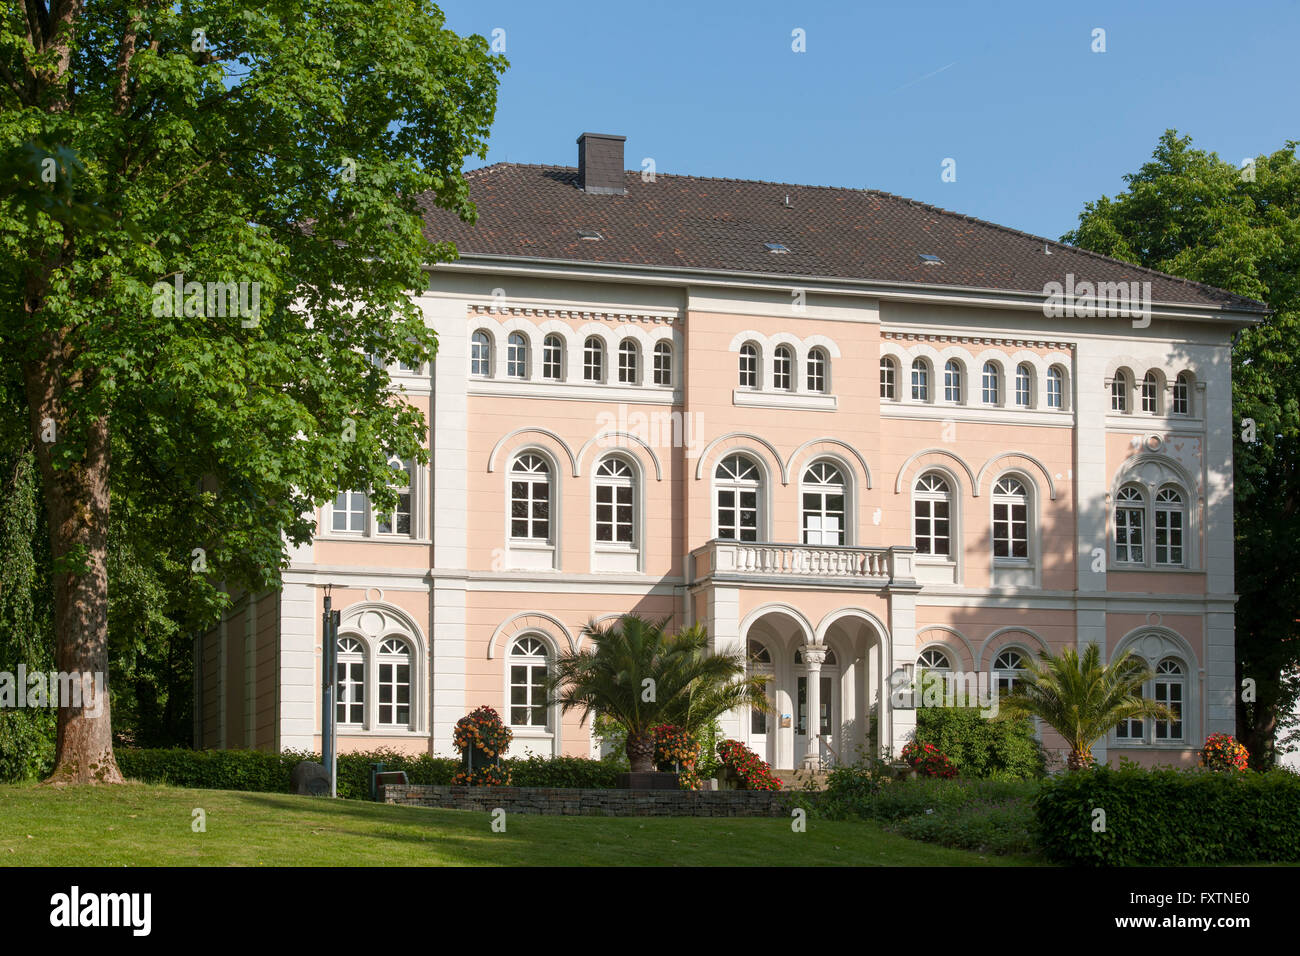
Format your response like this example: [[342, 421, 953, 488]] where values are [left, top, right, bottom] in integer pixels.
[[889, 761, 916, 781]]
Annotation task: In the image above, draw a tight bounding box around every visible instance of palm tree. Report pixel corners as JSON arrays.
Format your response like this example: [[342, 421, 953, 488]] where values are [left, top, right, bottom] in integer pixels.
[[1000, 644, 1172, 770], [547, 615, 771, 772]]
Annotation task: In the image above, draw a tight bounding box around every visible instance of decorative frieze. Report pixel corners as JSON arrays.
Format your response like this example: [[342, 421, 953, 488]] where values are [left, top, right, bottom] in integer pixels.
[[468, 304, 680, 325], [881, 330, 1074, 351]]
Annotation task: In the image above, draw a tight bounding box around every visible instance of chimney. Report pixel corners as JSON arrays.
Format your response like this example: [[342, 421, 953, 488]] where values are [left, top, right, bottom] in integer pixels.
[[576, 132, 627, 195]]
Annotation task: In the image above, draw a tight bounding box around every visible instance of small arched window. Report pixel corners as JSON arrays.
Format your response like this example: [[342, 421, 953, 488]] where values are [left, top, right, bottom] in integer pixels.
[[992, 476, 1028, 559], [470, 331, 492, 377], [807, 348, 828, 393], [594, 457, 635, 546], [1114, 485, 1145, 563], [739, 343, 759, 388], [542, 334, 564, 380], [1111, 370, 1130, 412], [584, 336, 605, 382], [911, 359, 930, 401], [944, 360, 963, 403], [507, 332, 528, 378], [993, 649, 1027, 694], [913, 473, 951, 556], [336, 636, 366, 725], [1046, 366, 1065, 409], [377, 637, 412, 727], [880, 357, 897, 400], [1015, 364, 1032, 407], [982, 362, 1000, 405], [715, 454, 761, 542], [653, 341, 673, 386], [509, 636, 550, 728], [618, 340, 640, 384], [917, 647, 952, 672], [773, 345, 794, 391], [1154, 486, 1184, 566], [1142, 371, 1160, 413], [510, 454, 551, 541], [801, 460, 845, 545], [1172, 372, 1191, 415], [1154, 658, 1185, 740]]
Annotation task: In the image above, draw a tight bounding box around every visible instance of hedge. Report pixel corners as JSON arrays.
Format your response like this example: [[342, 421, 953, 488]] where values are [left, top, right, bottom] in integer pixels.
[[914, 706, 1045, 779], [1033, 763, 1300, 865], [116, 747, 622, 798]]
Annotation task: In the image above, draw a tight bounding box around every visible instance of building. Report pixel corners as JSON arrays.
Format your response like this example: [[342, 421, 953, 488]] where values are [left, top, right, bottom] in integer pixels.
[[194, 132, 1265, 770]]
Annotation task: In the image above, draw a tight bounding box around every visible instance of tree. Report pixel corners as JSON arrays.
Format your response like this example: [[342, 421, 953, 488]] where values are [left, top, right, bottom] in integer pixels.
[[0, 1, 505, 782], [1063, 131, 1300, 767], [1000, 645, 1172, 770], [547, 615, 770, 773]]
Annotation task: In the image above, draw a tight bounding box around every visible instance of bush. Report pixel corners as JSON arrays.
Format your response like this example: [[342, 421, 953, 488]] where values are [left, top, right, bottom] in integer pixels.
[[716, 739, 781, 791], [914, 706, 1045, 779], [1201, 732, 1249, 772], [1034, 762, 1300, 865], [0, 708, 55, 782], [505, 755, 621, 789], [900, 741, 957, 778]]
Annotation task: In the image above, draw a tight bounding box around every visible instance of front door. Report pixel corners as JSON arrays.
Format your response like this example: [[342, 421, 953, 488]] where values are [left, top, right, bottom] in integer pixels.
[[794, 674, 834, 767]]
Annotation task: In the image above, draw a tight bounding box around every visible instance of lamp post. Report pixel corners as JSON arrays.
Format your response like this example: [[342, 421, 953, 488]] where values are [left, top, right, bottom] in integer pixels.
[[321, 584, 340, 798]]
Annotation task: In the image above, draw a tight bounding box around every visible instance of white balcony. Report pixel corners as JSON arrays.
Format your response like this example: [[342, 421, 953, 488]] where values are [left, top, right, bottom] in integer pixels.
[[690, 540, 917, 587]]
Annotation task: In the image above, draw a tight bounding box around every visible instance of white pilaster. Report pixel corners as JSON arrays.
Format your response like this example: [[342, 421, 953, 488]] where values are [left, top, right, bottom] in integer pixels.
[[279, 581, 317, 751]]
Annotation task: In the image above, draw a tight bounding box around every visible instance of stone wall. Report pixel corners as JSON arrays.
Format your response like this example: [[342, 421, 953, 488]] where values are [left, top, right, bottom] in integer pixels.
[[381, 784, 792, 817]]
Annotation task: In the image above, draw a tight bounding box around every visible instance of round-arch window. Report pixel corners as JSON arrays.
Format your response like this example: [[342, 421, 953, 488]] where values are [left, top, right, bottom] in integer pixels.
[[715, 454, 761, 541], [913, 473, 951, 556], [595, 457, 635, 545], [802, 460, 845, 546], [993, 649, 1026, 694], [377, 638, 411, 726], [336, 636, 365, 725], [510, 636, 549, 727], [992, 476, 1028, 559], [917, 647, 952, 671]]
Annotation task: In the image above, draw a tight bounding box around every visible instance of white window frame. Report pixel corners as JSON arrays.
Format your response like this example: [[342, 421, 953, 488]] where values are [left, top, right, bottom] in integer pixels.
[[880, 357, 897, 400], [714, 453, 763, 542], [336, 636, 366, 727], [1114, 485, 1146, 565], [507, 332, 528, 379], [1046, 365, 1064, 409], [542, 334, 564, 381], [376, 637, 413, 729], [773, 345, 794, 391], [913, 472, 952, 558], [807, 348, 828, 393], [509, 453, 552, 542], [584, 337, 605, 382], [653, 341, 673, 386], [1154, 485, 1185, 567], [1015, 363, 1032, 408], [943, 360, 963, 403], [471, 330, 492, 377], [981, 362, 1000, 405], [801, 460, 847, 546], [739, 342, 759, 389], [508, 635, 551, 730], [911, 358, 930, 402], [618, 340, 640, 385], [991, 475, 1029, 563]]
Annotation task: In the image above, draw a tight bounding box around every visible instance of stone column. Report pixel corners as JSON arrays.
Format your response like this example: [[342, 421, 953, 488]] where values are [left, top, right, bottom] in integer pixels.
[[801, 645, 827, 770]]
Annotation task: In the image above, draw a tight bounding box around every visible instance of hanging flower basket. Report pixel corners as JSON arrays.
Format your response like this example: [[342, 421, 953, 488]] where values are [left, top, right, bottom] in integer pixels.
[[1200, 733, 1249, 772], [653, 724, 702, 790], [452, 706, 513, 786]]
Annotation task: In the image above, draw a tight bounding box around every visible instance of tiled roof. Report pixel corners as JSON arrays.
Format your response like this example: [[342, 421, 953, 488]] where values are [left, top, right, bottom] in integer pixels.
[[418, 164, 1266, 313]]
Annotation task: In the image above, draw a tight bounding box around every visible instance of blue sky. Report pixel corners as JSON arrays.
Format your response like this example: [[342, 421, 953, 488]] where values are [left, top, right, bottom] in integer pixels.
[[439, 0, 1297, 242]]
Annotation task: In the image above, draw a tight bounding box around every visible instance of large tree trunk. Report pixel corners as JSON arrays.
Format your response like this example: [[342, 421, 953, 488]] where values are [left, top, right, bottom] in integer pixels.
[[626, 729, 656, 773], [23, 329, 122, 785], [1067, 746, 1095, 771]]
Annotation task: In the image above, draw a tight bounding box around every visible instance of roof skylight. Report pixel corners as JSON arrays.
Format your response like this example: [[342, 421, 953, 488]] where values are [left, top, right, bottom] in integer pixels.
[[918, 253, 944, 265], [579, 230, 603, 241], [765, 242, 790, 254]]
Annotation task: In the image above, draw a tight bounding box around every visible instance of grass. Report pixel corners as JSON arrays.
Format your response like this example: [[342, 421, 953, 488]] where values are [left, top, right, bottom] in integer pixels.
[[0, 782, 1044, 866]]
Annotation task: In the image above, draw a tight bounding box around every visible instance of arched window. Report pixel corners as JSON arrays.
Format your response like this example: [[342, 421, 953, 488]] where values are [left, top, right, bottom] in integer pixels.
[[1172, 372, 1191, 415], [911, 359, 930, 401], [376, 457, 413, 536], [944, 360, 963, 403], [1015, 364, 1032, 407], [509, 636, 549, 728], [618, 340, 640, 384], [993, 649, 1026, 694], [1046, 365, 1064, 409], [917, 647, 952, 672], [715, 454, 761, 542], [653, 341, 673, 386], [336, 636, 366, 725], [807, 348, 828, 393], [510, 454, 551, 541], [913, 473, 951, 556], [1141, 371, 1159, 413], [584, 336, 604, 382], [377, 637, 411, 727], [739, 343, 759, 388], [982, 362, 1000, 405], [594, 457, 635, 546], [773, 345, 794, 391], [1114, 485, 1145, 563], [992, 476, 1028, 559], [1111, 370, 1129, 412], [507, 332, 528, 378], [1154, 658, 1185, 740], [880, 357, 897, 400], [801, 460, 846, 546], [542, 334, 563, 380], [470, 331, 492, 377], [1154, 486, 1184, 566]]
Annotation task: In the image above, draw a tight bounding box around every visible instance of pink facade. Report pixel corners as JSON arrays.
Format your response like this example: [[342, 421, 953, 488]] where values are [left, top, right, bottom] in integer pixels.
[[195, 148, 1257, 771]]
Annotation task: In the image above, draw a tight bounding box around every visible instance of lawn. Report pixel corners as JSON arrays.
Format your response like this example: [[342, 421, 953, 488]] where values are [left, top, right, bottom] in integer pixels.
[[0, 782, 1043, 866]]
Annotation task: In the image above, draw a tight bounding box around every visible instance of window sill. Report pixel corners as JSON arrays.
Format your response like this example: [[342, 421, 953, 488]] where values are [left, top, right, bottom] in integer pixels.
[[732, 389, 836, 411]]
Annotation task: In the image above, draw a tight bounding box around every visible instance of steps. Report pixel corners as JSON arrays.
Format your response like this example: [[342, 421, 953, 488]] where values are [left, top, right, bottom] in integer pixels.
[[774, 769, 831, 791]]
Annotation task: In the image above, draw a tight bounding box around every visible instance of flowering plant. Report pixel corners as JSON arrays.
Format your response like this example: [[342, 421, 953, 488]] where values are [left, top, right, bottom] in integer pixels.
[[654, 724, 702, 790], [900, 741, 958, 779], [452, 706, 513, 786], [1200, 732, 1248, 772], [716, 739, 782, 791]]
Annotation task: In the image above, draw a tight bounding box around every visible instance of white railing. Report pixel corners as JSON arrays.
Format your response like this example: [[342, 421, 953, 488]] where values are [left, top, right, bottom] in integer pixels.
[[692, 541, 915, 583]]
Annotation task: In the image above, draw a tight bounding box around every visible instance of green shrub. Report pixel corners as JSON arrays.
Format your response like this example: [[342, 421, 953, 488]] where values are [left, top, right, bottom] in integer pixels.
[[1034, 762, 1300, 865], [0, 708, 56, 782], [505, 754, 621, 789], [915, 706, 1045, 779]]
